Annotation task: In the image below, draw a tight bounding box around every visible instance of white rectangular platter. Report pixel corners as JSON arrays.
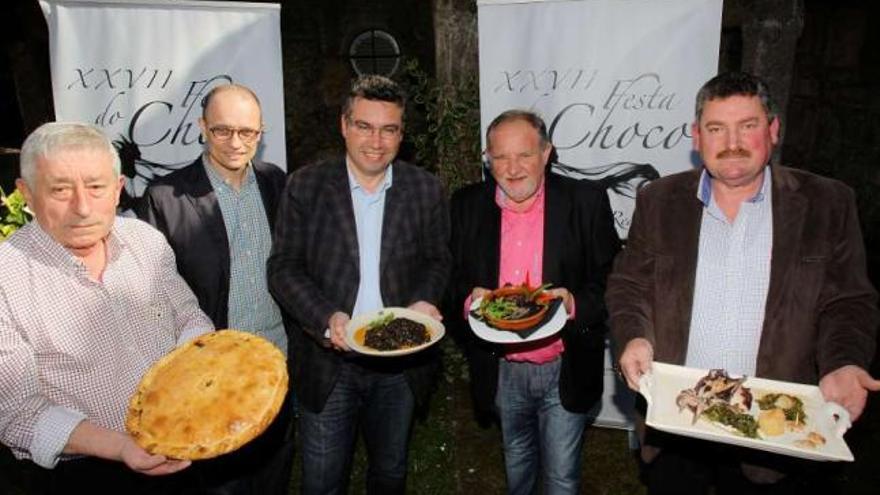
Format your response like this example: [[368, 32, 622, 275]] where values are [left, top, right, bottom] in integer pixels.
[[639, 362, 853, 462]]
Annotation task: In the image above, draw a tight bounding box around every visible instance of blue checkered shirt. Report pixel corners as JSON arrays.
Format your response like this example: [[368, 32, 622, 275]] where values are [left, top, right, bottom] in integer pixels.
[[685, 167, 773, 376], [205, 161, 286, 355]]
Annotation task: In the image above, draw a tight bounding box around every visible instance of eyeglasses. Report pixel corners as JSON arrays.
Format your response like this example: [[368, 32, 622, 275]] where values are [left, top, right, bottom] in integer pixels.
[[346, 118, 402, 140], [208, 126, 263, 143]]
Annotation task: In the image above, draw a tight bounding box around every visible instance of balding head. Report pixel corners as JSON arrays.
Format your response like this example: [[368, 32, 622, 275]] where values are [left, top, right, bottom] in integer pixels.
[[201, 83, 262, 120]]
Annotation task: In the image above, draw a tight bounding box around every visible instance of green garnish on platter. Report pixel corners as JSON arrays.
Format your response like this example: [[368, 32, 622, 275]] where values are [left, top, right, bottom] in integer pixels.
[[702, 403, 761, 439]]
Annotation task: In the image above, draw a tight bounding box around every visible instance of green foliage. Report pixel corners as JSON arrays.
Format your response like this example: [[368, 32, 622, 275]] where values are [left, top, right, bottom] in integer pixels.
[[399, 59, 482, 385], [0, 188, 31, 241], [400, 58, 483, 195]]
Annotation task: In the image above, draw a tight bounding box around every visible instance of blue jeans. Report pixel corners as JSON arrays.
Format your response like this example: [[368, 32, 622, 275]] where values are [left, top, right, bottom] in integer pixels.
[[299, 361, 415, 495], [496, 358, 587, 495]]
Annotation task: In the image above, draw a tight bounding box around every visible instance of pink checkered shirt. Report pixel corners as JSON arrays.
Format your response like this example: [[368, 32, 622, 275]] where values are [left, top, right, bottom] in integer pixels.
[[0, 217, 213, 468]]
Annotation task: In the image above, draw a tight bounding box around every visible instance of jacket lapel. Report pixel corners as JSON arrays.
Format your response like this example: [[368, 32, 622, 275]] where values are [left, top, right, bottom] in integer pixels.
[[186, 158, 230, 267], [757, 167, 806, 368], [325, 160, 360, 270], [252, 160, 277, 231], [380, 163, 406, 274], [667, 173, 703, 363], [479, 185, 502, 287], [542, 176, 562, 284]]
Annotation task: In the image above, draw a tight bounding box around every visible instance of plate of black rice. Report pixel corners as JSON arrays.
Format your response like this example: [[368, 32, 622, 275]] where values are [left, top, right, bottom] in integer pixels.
[[345, 307, 445, 356]]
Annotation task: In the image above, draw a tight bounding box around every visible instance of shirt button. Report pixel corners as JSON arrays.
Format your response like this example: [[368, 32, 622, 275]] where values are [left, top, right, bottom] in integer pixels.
[[517, 241, 522, 247], [514, 270, 521, 276]]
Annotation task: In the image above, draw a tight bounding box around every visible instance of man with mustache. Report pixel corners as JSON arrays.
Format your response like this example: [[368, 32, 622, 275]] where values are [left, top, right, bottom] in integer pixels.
[[608, 72, 879, 494]]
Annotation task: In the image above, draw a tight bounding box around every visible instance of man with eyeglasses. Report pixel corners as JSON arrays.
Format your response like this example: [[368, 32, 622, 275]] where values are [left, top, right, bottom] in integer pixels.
[[267, 75, 451, 495], [138, 83, 294, 495]]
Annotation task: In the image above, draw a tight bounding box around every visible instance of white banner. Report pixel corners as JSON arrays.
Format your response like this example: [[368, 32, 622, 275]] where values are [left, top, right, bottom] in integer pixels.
[[478, 0, 723, 237], [40, 0, 286, 204]]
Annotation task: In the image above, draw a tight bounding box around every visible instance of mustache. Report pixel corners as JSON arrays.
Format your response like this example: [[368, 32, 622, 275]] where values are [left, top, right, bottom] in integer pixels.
[[717, 148, 751, 159]]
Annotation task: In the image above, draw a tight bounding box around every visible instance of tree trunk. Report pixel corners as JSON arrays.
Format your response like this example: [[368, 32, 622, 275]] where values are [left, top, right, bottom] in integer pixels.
[[4, 1, 54, 136], [432, 0, 478, 91], [739, 0, 805, 163]]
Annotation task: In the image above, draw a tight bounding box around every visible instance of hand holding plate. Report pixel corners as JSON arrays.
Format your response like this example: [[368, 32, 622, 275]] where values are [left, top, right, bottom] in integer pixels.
[[544, 287, 573, 314], [328, 311, 352, 352], [818, 364, 880, 422], [470, 287, 490, 302], [408, 300, 443, 321], [619, 337, 654, 392]]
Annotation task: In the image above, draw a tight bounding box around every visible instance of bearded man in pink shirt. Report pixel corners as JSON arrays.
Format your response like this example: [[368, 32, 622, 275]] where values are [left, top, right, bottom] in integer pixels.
[[448, 110, 621, 494]]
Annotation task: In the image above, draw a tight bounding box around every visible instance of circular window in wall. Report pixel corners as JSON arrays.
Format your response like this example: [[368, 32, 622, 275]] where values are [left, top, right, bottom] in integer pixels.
[[349, 29, 401, 77]]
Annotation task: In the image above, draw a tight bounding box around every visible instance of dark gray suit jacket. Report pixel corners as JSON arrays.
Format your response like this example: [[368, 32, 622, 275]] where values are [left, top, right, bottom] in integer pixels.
[[267, 158, 451, 413], [138, 156, 287, 331]]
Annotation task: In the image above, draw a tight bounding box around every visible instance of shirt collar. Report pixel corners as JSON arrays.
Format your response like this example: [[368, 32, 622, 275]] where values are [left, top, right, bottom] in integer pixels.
[[495, 178, 546, 213], [346, 160, 393, 194], [31, 218, 124, 273], [202, 153, 254, 191], [697, 165, 771, 206]]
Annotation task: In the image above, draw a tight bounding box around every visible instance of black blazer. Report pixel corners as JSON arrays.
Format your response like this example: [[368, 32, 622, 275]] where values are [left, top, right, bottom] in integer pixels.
[[448, 173, 621, 414], [138, 156, 287, 330], [267, 158, 452, 413]]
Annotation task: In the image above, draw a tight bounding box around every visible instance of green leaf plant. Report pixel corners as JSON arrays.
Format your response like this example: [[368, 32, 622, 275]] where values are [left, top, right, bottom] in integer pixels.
[[400, 58, 483, 196], [0, 187, 32, 241]]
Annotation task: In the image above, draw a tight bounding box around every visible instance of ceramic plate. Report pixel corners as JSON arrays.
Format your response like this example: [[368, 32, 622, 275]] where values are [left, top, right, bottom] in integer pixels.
[[639, 362, 853, 462], [344, 307, 445, 357], [468, 297, 566, 344]]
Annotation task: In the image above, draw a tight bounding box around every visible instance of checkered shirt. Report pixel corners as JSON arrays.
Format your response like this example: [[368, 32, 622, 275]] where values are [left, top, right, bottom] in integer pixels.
[[685, 168, 773, 376], [204, 162, 286, 355], [0, 217, 213, 468]]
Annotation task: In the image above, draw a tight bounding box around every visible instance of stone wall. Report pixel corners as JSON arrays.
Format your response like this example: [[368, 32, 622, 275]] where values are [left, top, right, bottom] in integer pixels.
[[279, 0, 435, 168], [782, 0, 880, 273]]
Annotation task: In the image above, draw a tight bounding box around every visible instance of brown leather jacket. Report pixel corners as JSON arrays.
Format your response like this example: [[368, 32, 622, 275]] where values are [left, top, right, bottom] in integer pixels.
[[607, 165, 878, 482]]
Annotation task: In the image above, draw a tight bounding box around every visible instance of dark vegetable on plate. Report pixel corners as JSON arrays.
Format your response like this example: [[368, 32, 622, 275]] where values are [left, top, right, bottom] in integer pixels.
[[702, 402, 761, 438], [361, 313, 430, 351]]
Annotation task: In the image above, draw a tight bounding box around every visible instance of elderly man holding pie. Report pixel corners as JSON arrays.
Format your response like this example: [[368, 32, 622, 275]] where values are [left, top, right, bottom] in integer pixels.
[[0, 122, 214, 494], [448, 110, 621, 495]]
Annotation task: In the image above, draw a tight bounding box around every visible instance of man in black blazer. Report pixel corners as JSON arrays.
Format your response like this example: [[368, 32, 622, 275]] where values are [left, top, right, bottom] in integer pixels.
[[267, 75, 450, 495], [139, 84, 294, 495], [448, 110, 620, 494]]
